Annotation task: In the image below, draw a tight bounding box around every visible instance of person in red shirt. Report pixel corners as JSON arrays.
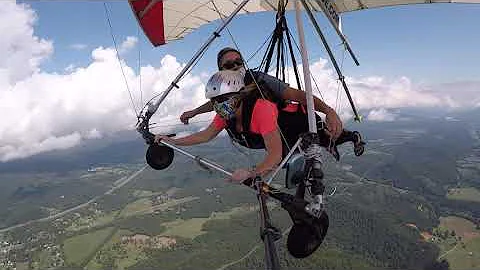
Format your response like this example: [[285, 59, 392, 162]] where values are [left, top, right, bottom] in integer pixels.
[[179, 47, 365, 161], [180, 47, 343, 139], [155, 69, 287, 182]]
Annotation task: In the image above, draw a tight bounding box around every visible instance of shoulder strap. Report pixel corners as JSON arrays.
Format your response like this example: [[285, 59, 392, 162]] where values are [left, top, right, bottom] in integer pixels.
[[241, 94, 257, 133], [246, 70, 288, 110], [244, 69, 259, 86]]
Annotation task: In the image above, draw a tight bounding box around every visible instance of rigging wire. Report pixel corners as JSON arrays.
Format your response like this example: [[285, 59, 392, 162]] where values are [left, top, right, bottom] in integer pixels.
[[103, 2, 139, 118], [286, 29, 326, 101], [137, 24, 143, 110], [138, 36, 210, 116], [283, 37, 291, 85], [285, 18, 357, 127], [210, 0, 293, 160], [282, 10, 358, 153], [246, 31, 275, 65], [335, 41, 347, 116], [210, 2, 257, 163]]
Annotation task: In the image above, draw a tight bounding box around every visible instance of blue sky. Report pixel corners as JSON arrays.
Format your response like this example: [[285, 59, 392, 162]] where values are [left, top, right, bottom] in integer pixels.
[[1, 1, 479, 161], [21, 1, 480, 83]]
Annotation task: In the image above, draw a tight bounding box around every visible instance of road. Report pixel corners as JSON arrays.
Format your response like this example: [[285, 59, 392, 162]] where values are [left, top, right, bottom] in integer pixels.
[[438, 242, 460, 260], [215, 227, 291, 270], [0, 165, 147, 233]]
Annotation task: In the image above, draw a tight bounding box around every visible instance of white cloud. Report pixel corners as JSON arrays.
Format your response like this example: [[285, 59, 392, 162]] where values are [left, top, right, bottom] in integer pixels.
[[86, 129, 102, 139], [348, 76, 444, 109], [0, 1, 53, 84], [70, 43, 87, 50], [283, 59, 479, 121], [0, 133, 81, 161], [1, 1, 479, 162], [0, 3, 208, 162], [119, 36, 138, 54], [0, 47, 208, 162], [367, 109, 397, 122], [64, 64, 76, 73], [444, 116, 459, 122]]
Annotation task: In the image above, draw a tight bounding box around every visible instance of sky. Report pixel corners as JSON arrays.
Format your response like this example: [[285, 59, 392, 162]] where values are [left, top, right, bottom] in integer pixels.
[[0, 0, 479, 162]]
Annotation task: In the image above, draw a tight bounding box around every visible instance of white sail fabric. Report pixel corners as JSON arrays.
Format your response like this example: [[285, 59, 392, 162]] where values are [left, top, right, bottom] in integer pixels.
[[130, 0, 480, 45]]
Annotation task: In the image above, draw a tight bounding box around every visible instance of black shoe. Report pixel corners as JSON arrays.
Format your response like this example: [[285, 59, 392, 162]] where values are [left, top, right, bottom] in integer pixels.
[[353, 131, 365, 156]]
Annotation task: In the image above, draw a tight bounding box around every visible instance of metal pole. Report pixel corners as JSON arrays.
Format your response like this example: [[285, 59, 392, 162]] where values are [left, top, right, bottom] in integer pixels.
[[257, 180, 281, 270], [159, 141, 282, 269], [294, 0, 317, 133], [160, 141, 232, 176], [143, 0, 251, 119], [266, 138, 302, 184], [301, 0, 361, 121], [314, 0, 360, 66]]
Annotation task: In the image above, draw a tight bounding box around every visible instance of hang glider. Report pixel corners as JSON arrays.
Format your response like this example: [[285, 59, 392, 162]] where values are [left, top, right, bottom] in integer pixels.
[[130, 0, 480, 46], [126, 1, 480, 268]]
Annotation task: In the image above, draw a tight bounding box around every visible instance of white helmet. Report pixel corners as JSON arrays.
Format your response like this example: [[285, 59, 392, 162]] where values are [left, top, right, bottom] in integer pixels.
[[205, 69, 245, 99]]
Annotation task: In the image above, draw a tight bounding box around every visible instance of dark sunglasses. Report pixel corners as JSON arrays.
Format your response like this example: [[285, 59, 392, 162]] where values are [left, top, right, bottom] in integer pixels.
[[220, 58, 244, 70], [212, 93, 239, 103]]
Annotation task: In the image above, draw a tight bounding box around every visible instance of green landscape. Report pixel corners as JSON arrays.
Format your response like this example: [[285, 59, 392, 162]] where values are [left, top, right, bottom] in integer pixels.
[[1, 112, 479, 270]]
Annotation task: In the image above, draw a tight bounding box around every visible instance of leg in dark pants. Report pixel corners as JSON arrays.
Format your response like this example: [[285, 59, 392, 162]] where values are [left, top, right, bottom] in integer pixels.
[[317, 128, 365, 161], [278, 109, 365, 161]]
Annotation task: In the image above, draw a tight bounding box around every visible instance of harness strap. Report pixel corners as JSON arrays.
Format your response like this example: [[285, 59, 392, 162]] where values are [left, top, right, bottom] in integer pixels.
[[241, 93, 256, 133]]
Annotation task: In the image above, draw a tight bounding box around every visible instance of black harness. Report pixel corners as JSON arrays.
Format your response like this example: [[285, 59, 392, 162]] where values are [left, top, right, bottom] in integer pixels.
[[225, 95, 266, 150], [224, 71, 322, 157]]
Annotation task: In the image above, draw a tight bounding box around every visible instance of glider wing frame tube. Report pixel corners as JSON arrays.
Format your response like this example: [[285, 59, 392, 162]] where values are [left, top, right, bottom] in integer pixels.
[[302, 0, 361, 121], [136, 0, 252, 141]]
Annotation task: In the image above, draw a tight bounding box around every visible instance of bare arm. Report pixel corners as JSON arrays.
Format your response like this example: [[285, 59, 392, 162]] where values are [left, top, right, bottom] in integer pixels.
[[282, 87, 343, 139], [180, 101, 214, 124], [158, 122, 222, 146], [253, 129, 283, 177], [282, 87, 335, 115], [193, 101, 214, 115]]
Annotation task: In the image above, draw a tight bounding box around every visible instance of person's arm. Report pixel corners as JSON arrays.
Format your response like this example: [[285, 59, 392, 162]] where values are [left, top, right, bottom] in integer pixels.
[[253, 71, 343, 138], [282, 87, 334, 115], [254, 129, 283, 176], [180, 101, 214, 124], [230, 129, 283, 182], [230, 100, 283, 182], [193, 101, 214, 115], [255, 72, 335, 115], [282, 87, 343, 139], [155, 121, 222, 146]]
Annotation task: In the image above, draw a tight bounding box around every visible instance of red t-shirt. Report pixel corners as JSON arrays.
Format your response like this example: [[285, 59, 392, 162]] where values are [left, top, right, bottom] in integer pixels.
[[212, 99, 279, 135], [212, 99, 303, 135]]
